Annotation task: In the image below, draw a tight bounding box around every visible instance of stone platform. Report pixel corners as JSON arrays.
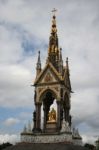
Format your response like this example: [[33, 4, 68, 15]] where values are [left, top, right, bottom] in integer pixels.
[[21, 120, 82, 145], [4, 143, 89, 150], [45, 122, 57, 133]]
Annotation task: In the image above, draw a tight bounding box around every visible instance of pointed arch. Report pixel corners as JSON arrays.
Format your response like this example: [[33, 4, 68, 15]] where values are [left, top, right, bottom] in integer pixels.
[[39, 89, 58, 131], [39, 88, 58, 103]]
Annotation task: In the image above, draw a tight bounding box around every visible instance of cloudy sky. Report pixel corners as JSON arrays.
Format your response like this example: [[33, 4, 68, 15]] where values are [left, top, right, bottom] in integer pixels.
[[0, 0, 99, 145]]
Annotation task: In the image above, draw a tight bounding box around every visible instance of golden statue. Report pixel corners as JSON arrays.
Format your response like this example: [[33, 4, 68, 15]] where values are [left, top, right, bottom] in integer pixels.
[[47, 108, 56, 122]]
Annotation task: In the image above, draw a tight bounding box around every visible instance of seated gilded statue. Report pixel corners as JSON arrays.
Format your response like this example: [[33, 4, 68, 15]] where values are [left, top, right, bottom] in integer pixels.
[[47, 108, 56, 122]]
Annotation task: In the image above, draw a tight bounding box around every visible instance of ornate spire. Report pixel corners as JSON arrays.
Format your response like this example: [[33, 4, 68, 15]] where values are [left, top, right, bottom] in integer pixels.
[[51, 8, 57, 35], [66, 57, 70, 75], [59, 48, 63, 74], [36, 51, 41, 76], [47, 10, 59, 70], [60, 48, 63, 62], [37, 51, 41, 65], [66, 57, 72, 91]]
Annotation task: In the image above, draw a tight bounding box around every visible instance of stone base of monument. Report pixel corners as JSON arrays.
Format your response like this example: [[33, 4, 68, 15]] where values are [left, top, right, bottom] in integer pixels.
[[21, 132, 72, 144], [45, 122, 57, 133], [20, 120, 82, 146]]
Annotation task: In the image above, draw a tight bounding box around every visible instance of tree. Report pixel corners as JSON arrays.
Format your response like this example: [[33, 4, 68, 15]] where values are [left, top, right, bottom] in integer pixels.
[[84, 143, 95, 150], [0, 142, 13, 150]]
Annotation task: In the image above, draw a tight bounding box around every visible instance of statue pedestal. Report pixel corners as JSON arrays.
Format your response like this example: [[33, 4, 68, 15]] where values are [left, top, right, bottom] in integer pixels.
[[45, 121, 57, 133]]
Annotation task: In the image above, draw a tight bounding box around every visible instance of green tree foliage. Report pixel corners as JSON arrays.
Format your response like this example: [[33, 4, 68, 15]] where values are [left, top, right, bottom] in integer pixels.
[[0, 142, 13, 150], [84, 143, 96, 150]]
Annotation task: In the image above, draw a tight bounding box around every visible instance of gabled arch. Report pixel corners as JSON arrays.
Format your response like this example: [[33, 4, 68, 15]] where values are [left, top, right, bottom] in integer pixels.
[[39, 88, 58, 103]]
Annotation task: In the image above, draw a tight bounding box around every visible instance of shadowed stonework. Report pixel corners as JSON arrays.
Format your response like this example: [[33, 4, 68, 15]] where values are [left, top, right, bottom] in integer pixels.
[[4, 143, 89, 150]]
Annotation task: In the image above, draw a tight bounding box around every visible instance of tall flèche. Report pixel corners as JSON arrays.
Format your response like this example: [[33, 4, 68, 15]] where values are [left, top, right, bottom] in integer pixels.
[[33, 13, 72, 133]]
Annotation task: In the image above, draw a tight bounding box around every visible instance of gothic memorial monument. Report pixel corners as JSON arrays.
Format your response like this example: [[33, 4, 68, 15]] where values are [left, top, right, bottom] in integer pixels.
[[21, 11, 82, 145]]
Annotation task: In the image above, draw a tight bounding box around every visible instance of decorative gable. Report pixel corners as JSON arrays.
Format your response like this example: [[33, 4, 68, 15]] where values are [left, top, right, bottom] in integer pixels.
[[40, 68, 58, 84], [34, 62, 63, 85]]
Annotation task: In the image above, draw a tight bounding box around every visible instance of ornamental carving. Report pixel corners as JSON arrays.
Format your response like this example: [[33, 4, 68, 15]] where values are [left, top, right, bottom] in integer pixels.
[[54, 87, 59, 92], [44, 72, 53, 82], [38, 88, 44, 94]]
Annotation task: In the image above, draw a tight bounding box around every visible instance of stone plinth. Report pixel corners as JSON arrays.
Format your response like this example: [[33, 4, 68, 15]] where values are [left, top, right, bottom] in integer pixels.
[[45, 122, 57, 133], [21, 132, 72, 143]]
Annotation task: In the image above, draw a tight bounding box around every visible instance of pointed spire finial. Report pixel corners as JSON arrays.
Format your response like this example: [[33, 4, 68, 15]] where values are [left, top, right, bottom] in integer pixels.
[[23, 124, 27, 133], [66, 57, 68, 63], [60, 48, 62, 60], [47, 9, 59, 71], [59, 47, 63, 74], [66, 57, 69, 67], [37, 50, 41, 64], [51, 9, 57, 34], [36, 50, 41, 76], [66, 57, 70, 75]]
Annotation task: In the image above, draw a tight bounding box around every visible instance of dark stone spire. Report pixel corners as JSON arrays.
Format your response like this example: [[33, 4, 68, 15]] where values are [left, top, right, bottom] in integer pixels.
[[66, 57, 70, 76], [66, 57, 72, 91], [36, 51, 41, 76], [59, 48, 63, 74]]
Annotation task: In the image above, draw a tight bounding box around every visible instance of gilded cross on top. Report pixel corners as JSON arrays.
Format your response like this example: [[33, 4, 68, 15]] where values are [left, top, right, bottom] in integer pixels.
[[52, 8, 57, 16]]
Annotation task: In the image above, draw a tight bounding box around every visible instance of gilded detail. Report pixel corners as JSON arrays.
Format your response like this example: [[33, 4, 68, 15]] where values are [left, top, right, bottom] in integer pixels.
[[47, 108, 56, 122], [44, 72, 52, 82]]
